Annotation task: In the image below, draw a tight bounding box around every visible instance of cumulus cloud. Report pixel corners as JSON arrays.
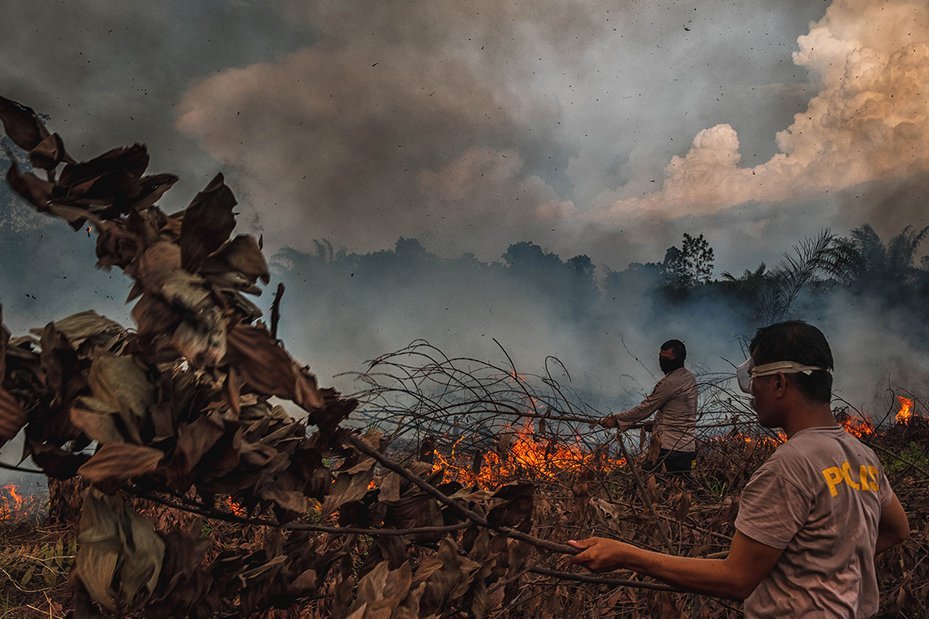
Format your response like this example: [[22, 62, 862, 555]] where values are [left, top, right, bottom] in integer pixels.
[[597, 0, 929, 222]]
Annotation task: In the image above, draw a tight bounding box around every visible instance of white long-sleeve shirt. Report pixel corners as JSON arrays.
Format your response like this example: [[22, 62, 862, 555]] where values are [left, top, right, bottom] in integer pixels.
[[611, 367, 698, 452]]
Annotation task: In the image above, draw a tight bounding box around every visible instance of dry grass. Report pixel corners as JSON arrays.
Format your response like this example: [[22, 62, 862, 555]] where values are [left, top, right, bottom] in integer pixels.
[[0, 422, 925, 618]]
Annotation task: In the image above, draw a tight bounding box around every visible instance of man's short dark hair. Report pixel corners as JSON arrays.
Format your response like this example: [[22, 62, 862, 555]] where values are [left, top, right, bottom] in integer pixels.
[[750, 321, 833, 403], [660, 339, 686, 362]]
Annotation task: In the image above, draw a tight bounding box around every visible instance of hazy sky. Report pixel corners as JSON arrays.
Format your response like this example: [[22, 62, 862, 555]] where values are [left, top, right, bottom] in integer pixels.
[[2, 1, 928, 402]]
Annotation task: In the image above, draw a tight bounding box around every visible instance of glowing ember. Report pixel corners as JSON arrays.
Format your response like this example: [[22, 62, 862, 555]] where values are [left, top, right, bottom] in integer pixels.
[[225, 497, 246, 517], [733, 433, 784, 448], [895, 396, 914, 425], [433, 423, 625, 488], [840, 414, 874, 438], [0, 485, 24, 521]]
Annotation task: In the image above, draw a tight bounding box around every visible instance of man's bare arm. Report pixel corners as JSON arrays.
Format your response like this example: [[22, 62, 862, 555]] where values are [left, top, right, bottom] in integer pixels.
[[569, 531, 782, 601], [875, 493, 909, 555]]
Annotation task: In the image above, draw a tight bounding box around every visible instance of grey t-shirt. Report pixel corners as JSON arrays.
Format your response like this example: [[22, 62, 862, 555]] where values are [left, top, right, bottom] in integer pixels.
[[735, 426, 895, 618]]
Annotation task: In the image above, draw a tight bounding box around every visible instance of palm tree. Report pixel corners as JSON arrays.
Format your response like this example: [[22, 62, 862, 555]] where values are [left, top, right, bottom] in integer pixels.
[[820, 224, 929, 295]]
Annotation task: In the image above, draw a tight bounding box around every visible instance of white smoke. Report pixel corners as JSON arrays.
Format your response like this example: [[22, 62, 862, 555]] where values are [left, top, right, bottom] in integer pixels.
[[597, 0, 929, 221]]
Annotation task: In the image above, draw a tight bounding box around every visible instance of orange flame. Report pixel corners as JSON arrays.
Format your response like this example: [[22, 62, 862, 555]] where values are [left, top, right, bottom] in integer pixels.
[[895, 396, 913, 425], [840, 414, 874, 438], [0, 485, 24, 521], [433, 423, 625, 488]]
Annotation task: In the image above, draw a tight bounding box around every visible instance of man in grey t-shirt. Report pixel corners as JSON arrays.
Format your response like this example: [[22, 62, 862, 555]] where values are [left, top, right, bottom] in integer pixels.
[[569, 321, 910, 617]]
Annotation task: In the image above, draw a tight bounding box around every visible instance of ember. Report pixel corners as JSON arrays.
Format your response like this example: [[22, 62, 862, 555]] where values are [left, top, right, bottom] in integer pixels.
[[0, 485, 24, 521], [224, 497, 246, 517], [895, 396, 914, 425], [433, 423, 625, 488], [739, 432, 786, 448]]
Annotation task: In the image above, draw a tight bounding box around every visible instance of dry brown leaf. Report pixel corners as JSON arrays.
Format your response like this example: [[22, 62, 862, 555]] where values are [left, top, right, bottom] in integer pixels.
[[179, 173, 236, 273], [320, 459, 376, 519], [226, 323, 324, 410], [88, 354, 153, 422], [168, 411, 225, 480], [0, 386, 25, 448], [70, 396, 127, 445], [75, 491, 165, 613], [78, 443, 163, 484], [353, 561, 413, 619], [57, 144, 149, 200], [29, 132, 69, 170], [487, 483, 534, 532], [43, 311, 125, 345], [393, 582, 427, 619], [377, 472, 402, 503], [135, 241, 182, 291], [200, 234, 270, 284], [6, 163, 54, 209], [0, 95, 51, 150]]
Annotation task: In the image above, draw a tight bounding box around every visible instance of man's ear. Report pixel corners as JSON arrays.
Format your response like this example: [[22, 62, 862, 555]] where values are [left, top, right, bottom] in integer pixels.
[[773, 372, 786, 395]]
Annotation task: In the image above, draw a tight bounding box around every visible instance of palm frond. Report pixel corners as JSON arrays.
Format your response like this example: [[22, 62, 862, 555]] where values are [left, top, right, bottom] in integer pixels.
[[762, 229, 835, 321]]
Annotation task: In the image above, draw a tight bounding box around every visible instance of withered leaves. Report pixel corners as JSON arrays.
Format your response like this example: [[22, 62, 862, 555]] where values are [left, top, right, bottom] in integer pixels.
[[77, 443, 163, 485], [226, 323, 324, 411], [85, 354, 153, 444], [0, 308, 26, 447], [348, 561, 414, 619], [178, 173, 236, 273], [0, 386, 25, 448], [75, 492, 164, 613], [321, 457, 376, 518], [0, 95, 51, 152]]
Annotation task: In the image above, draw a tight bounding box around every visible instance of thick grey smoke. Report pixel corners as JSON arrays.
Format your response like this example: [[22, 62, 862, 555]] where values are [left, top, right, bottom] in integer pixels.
[[174, 0, 828, 264]]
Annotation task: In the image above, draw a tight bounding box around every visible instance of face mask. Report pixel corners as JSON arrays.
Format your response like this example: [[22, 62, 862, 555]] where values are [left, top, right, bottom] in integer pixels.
[[659, 357, 684, 374], [736, 358, 828, 393]]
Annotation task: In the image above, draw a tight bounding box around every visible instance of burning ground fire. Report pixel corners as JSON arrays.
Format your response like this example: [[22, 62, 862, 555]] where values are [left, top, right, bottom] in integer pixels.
[[838, 396, 917, 438], [429, 398, 923, 489], [0, 485, 24, 521], [841, 414, 875, 439], [431, 423, 625, 488], [895, 396, 914, 425]]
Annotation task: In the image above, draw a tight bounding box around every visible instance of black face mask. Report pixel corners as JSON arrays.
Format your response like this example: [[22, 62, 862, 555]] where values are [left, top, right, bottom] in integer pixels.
[[659, 357, 684, 374]]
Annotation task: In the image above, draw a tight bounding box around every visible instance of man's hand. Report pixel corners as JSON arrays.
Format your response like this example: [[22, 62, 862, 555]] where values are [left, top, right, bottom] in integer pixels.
[[600, 416, 617, 429], [568, 532, 783, 601], [568, 537, 635, 572]]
